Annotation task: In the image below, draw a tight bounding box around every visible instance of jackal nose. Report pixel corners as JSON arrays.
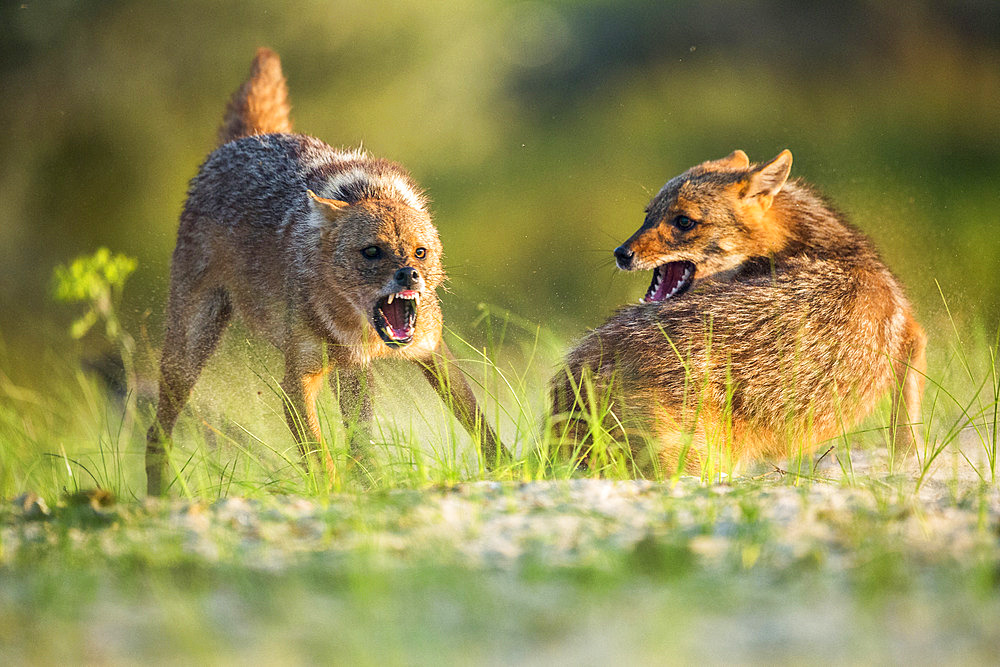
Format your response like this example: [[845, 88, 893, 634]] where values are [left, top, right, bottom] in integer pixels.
[[614, 245, 634, 270], [394, 266, 421, 289]]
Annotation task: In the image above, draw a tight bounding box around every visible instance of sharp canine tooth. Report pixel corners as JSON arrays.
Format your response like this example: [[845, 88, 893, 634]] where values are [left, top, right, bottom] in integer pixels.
[[387, 293, 395, 304]]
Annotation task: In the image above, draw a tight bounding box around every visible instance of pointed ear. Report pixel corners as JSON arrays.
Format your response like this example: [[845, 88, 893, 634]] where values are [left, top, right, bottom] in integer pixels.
[[744, 150, 792, 209], [717, 149, 750, 169], [698, 149, 750, 171], [307, 189, 350, 223]]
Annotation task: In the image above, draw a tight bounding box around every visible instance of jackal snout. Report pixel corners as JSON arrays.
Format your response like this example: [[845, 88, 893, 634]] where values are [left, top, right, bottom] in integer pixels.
[[613, 245, 634, 270]]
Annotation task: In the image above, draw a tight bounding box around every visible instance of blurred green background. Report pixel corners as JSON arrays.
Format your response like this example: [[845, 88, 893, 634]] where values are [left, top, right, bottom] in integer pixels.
[[2, 0, 998, 385]]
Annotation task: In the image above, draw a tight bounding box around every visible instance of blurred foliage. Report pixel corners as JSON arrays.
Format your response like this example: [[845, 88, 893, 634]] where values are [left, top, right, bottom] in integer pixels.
[[1, 0, 999, 383], [50, 247, 139, 413], [52, 247, 136, 341]]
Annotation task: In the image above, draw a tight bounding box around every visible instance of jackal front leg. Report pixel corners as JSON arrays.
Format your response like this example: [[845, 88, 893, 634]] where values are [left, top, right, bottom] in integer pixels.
[[332, 365, 375, 470], [420, 343, 510, 469], [280, 339, 335, 480]]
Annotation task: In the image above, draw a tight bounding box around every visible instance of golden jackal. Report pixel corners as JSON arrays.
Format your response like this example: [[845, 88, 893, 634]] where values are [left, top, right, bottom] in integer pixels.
[[146, 49, 506, 495], [552, 149, 925, 475]]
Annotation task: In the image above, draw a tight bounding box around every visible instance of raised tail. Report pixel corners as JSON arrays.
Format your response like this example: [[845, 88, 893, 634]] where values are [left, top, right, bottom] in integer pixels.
[[217, 47, 293, 146]]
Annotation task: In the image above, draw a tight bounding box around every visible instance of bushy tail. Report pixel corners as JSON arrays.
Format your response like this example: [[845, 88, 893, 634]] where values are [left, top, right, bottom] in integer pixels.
[[217, 47, 293, 146]]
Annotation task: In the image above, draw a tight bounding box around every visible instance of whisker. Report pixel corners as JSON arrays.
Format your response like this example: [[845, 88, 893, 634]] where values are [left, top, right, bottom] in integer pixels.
[[597, 228, 625, 245]]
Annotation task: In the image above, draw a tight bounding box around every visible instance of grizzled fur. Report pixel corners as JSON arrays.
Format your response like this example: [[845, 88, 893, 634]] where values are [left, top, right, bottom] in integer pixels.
[[146, 49, 505, 495], [552, 150, 925, 474]]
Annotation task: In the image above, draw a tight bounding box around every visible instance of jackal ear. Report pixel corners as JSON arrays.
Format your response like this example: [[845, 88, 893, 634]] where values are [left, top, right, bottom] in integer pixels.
[[744, 150, 792, 208], [307, 189, 350, 223], [717, 150, 750, 169], [698, 150, 750, 171]]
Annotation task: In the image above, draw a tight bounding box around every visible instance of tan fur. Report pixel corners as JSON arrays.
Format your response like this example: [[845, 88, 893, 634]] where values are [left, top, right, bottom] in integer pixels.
[[146, 50, 506, 495], [217, 47, 293, 145], [553, 150, 926, 475]]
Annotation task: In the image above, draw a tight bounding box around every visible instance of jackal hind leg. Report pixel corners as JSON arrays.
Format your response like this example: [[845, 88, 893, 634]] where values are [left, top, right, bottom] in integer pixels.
[[549, 386, 657, 477], [549, 366, 649, 475], [548, 413, 600, 472], [147, 286, 232, 495]]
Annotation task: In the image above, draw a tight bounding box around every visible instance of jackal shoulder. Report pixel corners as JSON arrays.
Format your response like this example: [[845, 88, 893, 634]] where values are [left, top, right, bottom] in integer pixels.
[[183, 133, 425, 229]]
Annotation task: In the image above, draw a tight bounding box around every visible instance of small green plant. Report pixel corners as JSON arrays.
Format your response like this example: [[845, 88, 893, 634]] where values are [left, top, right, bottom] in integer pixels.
[[52, 247, 139, 395]]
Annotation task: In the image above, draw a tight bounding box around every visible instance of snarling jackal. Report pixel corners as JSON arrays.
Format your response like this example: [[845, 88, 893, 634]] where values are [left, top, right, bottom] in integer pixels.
[[552, 150, 925, 475], [146, 49, 506, 494]]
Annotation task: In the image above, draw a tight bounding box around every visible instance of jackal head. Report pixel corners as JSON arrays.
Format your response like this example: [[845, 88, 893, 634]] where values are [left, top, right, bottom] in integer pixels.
[[309, 191, 444, 349], [613, 149, 793, 303]]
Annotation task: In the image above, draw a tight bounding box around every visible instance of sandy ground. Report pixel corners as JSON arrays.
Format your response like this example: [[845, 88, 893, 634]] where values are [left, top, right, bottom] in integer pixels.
[[4, 434, 1000, 663]]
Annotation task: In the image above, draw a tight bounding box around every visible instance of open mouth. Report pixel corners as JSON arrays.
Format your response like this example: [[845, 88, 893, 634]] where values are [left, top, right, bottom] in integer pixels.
[[642, 261, 695, 303], [373, 290, 419, 347]]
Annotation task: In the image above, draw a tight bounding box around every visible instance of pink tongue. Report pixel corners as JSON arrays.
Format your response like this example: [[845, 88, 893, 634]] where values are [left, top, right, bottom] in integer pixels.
[[652, 263, 681, 300], [383, 299, 408, 333]]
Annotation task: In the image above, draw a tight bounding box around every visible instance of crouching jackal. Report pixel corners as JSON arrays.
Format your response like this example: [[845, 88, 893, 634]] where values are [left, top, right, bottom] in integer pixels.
[[146, 49, 507, 495], [551, 149, 925, 475]]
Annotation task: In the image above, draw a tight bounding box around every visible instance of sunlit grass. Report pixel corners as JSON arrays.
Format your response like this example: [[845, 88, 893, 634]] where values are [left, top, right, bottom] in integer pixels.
[[1, 297, 998, 503]]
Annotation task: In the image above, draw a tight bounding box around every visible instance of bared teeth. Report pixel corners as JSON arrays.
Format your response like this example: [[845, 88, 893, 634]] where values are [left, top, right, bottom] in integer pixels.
[[389, 291, 420, 303], [642, 262, 694, 303], [667, 266, 692, 297], [644, 270, 659, 301], [672, 266, 692, 296]]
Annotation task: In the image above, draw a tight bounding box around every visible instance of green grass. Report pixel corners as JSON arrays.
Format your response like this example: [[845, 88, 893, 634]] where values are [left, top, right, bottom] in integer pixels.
[[1, 296, 998, 502], [1, 309, 999, 663]]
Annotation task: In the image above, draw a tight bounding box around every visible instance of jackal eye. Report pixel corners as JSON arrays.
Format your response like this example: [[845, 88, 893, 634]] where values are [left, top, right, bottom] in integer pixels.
[[361, 246, 381, 259], [673, 215, 696, 231], [414, 247, 427, 260]]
